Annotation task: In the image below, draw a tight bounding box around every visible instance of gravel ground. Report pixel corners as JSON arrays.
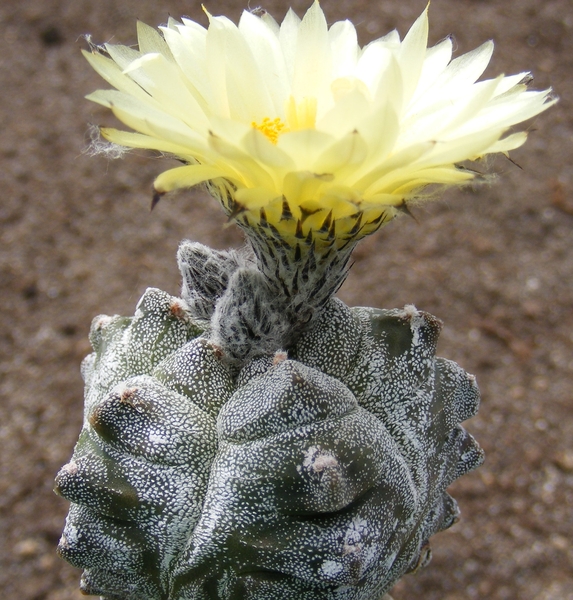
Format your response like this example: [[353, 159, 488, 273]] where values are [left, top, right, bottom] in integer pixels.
[[1, 0, 571, 598]]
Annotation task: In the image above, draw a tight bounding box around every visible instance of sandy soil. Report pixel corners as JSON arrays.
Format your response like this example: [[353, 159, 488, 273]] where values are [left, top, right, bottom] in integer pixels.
[[1, 0, 571, 598]]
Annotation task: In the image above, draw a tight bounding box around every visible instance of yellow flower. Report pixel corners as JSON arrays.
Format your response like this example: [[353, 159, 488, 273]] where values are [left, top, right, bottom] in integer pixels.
[[85, 2, 554, 248]]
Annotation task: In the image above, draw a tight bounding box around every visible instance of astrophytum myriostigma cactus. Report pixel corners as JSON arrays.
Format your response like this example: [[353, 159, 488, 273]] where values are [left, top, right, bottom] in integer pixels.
[[56, 241, 483, 600], [56, 2, 554, 598]]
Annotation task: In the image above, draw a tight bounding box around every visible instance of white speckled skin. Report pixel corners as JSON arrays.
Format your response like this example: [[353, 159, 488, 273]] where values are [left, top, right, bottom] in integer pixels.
[[56, 247, 483, 600]]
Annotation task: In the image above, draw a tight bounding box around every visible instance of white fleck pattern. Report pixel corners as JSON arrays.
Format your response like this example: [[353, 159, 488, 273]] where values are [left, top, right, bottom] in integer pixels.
[[56, 260, 483, 600]]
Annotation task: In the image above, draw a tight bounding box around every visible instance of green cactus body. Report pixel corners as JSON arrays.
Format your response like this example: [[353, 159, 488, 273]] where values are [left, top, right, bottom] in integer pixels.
[[56, 254, 483, 600]]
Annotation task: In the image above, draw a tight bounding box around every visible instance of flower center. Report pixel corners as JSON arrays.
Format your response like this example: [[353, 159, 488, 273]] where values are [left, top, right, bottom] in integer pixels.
[[251, 117, 287, 144], [252, 97, 319, 144]]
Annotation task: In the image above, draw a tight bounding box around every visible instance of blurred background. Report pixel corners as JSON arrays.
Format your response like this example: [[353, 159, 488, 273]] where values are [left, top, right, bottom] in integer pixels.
[[0, 0, 571, 598]]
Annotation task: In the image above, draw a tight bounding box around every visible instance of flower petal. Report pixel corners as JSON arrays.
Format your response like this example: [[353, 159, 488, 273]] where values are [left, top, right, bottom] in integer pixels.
[[238, 10, 290, 115], [105, 43, 142, 70], [313, 130, 369, 173], [277, 129, 335, 170], [160, 24, 211, 109], [82, 50, 156, 106], [318, 82, 372, 137], [121, 53, 210, 130], [100, 128, 206, 159], [86, 89, 205, 150], [154, 165, 227, 194], [398, 5, 429, 105], [329, 20, 359, 78], [486, 131, 528, 154], [205, 12, 275, 120], [414, 41, 494, 110], [136, 20, 174, 59], [291, 1, 331, 104], [416, 36, 453, 95], [241, 128, 296, 170], [279, 8, 301, 84]]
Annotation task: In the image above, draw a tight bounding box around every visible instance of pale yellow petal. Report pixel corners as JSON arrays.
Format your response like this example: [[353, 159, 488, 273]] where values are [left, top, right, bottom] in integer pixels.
[[313, 130, 368, 173], [492, 72, 530, 96], [165, 16, 180, 31], [105, 44, 142, 70], [329, 20, 359, 78], [416, 36, 453, 94], [238, 10, 290, 115], [207, 14, 275, 121], [371, 54, 404, 114], [279, 8, 301, 83], [160, 26, 211, 109], [100, 127, 207, 159], [260, 11, 280, 36], [364, 162, 472, 198], [241, 127, 296, 170], [208, 131, 278, 189], [417, 41, 494, 107], [393, 166, 474, 193], [277, 129, 335, 170], [136, 20, 174, 59], [455, 90, 555, 136], [442, 75, 503, 133], [87, 90, 206, 151], [204, 16, 232, 118], [356, 41, 394, 96], [82, 50, 157, 106], [485, 131, 528, 155], [292, 1, 331, 102], [318, 83, 371, 137], [397, 5, 429, 104], [350, 103, 400, 178], [154, 164, 227, 193], [373, 29, 401, 49], [234, 186, 281, 211], [418, 129, 503, 167], [401, 75, 503, 143], [353, 142, 435, 193], [122, 53, 210, 130]]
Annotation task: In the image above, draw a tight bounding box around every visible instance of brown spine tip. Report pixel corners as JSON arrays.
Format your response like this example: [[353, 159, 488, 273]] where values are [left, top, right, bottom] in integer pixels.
[[227, 200, 247, 222], [348, 211, 363, 235], [295, 219, 304, 239], [320, 210, 333, 232], [396, 200, 418, 222], [151, 190, 164, 211], [281, 197, 293, 221]]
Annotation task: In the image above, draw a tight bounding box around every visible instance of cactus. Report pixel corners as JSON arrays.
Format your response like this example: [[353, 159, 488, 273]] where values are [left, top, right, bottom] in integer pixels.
[[55, 2, 554, 597], [55, 242, 483, 600]]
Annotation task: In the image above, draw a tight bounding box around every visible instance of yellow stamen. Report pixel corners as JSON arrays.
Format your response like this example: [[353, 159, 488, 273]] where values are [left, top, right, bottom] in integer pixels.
[[251, 117, 287, 144]]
